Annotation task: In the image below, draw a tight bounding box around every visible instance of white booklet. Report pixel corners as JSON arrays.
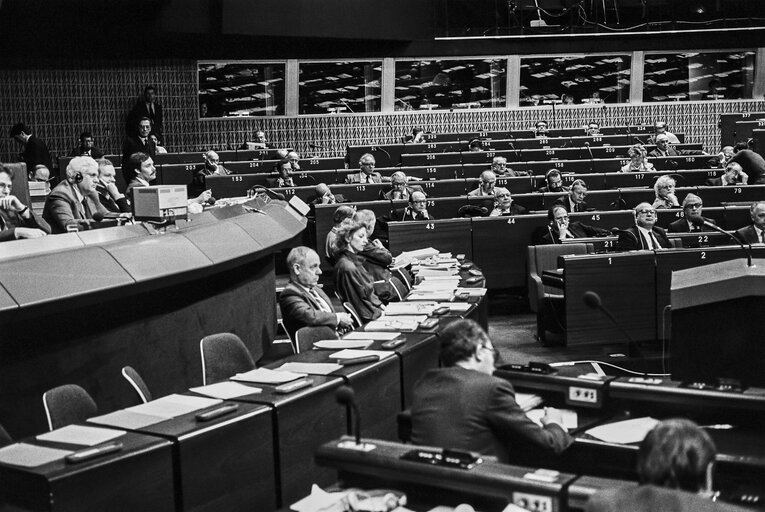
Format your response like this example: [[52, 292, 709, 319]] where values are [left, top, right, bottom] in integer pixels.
[[231, 368, 306, 384]]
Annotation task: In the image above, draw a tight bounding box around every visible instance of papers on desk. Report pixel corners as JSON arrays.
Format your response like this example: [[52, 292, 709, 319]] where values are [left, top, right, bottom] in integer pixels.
[[313, 340, 373, 350], [526, 408, 579, 431], [36, 425, 125, 447], [329, 349, 396, 361], [190, 381, 261, 399], [437, 302, 472, 312], [89, 410, 168, 430], [0, 443, 73, 468], [455, 287, 487, 296], [406, 291, 455, 302], [585, 417, 659, 444], [342, 331, 401, 341], [290, 484, 348, 512], [384, 301, 439, 316], [365, 316, 423, 332], [276, 362, 342, 376], [397, 247, 439, 261], [126, 394, 222, 419], [412, 280, 459, 291], [232, 367, 306, 384], [515, 392, 544, 411]]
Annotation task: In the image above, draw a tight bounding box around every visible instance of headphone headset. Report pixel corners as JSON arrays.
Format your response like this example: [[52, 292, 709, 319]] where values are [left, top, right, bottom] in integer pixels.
[[67, 169, 83, 183]]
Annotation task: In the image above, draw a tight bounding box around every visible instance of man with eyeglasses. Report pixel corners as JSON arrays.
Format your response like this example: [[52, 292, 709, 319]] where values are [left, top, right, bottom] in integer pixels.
[[490, 187, 527, 217], [410, 319, 572, 463], [380, 171, 422, 201], [553, 179, 588, 213], [389, 191, 433, 221], [468, 170, 497, 197], [490, 156, 527, 178], [538, 169, 569, 193], [734, 201, 765, 245], [345, 153, 384, 184], [706, 162, 748, 187], [538, 205, 609, 245], [668, 194, 716, 233], [533, 120, 549, 138], [618, 202, 671, 251]]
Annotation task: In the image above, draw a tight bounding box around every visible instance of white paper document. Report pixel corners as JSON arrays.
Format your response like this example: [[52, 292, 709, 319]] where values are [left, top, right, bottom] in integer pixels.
[[383, 302, 439, 316], [406, 291, 455, 302], [88, 410, 168, 430], [276, 362, 343, 375], [437, 302, 472, 312], [189, 381, 261, 399], [0, 443, 73, 468], [126, 394, 222, 419], [36, 425, 125, 447], [328, 349, 396, 361], [342, 331, 400, 341], [585, 417, 659, 444], [313, 340, 373, 350], [232, 367, 307, 384]]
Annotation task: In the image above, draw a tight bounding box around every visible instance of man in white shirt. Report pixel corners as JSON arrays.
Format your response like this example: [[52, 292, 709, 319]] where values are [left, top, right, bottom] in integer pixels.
[[618, 202, 671, 251]]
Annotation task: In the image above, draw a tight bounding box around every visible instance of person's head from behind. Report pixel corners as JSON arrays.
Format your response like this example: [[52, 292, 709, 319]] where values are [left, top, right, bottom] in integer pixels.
[[570, 179, 587, 205], [545, 169, 563, 191], [409, 191, 428, 215], [439, 319, 495, 375], [66, 156, 99, 193], [332, 205, 355, 227], [733, 140, 751, 153], [468, 138, 483, 152], [637, 418, 715, 493], [335, 219, 368, 254], [79, 131, 94, 149], [654, 175, 675, 199], [316, 183, 334, 203], [97, 158, 117, 185], [287, 246, 322, 288], [634, 202, 657, 229], [129, 152, 156, 182], [353, 209, 376, 238]]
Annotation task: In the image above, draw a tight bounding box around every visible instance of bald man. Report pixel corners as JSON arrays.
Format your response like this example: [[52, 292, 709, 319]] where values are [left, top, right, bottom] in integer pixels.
[[192, 150, 230, 196], [617, 202, 671, 251]]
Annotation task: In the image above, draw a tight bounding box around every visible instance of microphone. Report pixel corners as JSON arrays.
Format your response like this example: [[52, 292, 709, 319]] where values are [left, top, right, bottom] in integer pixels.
[[335, 385, 374, 449], [248, 185, 286, 201], [92, 212, 105, 223], [66, 212, 104, 231], [689, 216, 753, 267], [583, 290, 646, 363], [584, 141, 594, 160]]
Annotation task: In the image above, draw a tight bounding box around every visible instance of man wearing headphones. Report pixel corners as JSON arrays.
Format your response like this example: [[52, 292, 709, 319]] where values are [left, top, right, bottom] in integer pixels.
[[43, 156, 108, 233], [0, 165, 50, 241], [538, 169, 570, 193]]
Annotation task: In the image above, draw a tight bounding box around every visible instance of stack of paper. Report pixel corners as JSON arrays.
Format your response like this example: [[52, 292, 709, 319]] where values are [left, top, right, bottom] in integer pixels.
[[437, 302, 472, 312], [36, 425, 125, 446], [313, 340, 373, 350], [0, 443, 73, 468], [585, 417, 659, 444], [89, 410, 169, 429], [406, 290, 455, 302], [328, 349, 396, 361], [365, 318, 420, 332], [455, 287, 487, 296], [189, 381, 261, 399], [412, 280, 459, 291], [397, 247, 439, 260], [342, 332, 401, 341], [515, 392, 544, 411], [232, 368, 306, 384], [276, 362, 342, 376], [384, 302, 439, 316], [126, 394, 223, 419]]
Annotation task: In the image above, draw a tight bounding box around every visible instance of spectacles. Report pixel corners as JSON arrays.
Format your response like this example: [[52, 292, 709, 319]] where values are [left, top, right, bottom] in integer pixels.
[[638, 209, 656, 215], [479, 344, 499, 359]]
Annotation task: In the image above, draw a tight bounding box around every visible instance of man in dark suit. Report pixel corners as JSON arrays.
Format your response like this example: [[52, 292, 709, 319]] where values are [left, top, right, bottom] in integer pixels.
[[618, 202, 671, 251], [538, 205, 608, 244], [553, 179, 588, 213], [0, 165, 50, 241], [345, 153, 385, 184], [95, 158, 130, 213], [410, 319, 572, 463], [705, 162, 747, 187], [43, 156, 109, 234], [9, 122, 52, 171], [69, 131, 104, 159], [126, 85, 163, 142], [389, 191, 433, 221], [667, 193, 715, 233], [734, 200, 765, 245], [279, 247, 354, 340], [121, 117, 156, 184], [538, 169, 570, 193], [379, 171, 422, 201], [489, 187, 527, 216], [586, 419, 744, 512]]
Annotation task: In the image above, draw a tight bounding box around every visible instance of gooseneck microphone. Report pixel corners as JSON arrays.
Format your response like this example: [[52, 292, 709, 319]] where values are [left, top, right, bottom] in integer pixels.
[[689, 216, 753, 267], [584, 141, 594, 160], [583, 290, 645, 363], [336, 385, 362, 446]]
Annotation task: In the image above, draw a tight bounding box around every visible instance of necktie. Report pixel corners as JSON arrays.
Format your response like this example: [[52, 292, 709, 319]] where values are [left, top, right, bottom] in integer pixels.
[[366, 175, 372, 184], [140, 137, 147, 145], [310, 288, 331, 313], [650, 232, 660, 249], [81, 199, 91, 219], [761, 231, 765, 244], [0, 212, 6, 231]]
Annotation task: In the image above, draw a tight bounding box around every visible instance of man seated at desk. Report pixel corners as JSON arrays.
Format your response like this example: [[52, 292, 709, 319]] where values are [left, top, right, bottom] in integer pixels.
[[43, 156, 109, 233], [468, 170, 496, 197], [617, 203, 671, 251], [192, 150, 231, 196], [553, 179, 588, 213], [705, 162, 748, 187], [345, 153, 386, 184], [667, 194, 715, 233], [0, 165, 49, 241], [536, 205, 609, 244], [279, 246, 354, 341], [379, 171, 422, 201], [410, 319, 572, 463], [538, 169, 569, 193], [388, 191, 433, 221], [586, 419, 742, 512], [96, 158, 131, 214], [489, 187, 527, 217], [491, 156, 527, 178], [734, 200, 765, 245]]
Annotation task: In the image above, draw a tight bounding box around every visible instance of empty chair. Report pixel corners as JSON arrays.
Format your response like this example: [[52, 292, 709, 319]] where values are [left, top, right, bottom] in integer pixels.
[[121, 366, 153, 404], [200, 333, 256, 385], [42, 384, 98, 431], [394, 267, 413, 293], [295, 325, 338, 354]]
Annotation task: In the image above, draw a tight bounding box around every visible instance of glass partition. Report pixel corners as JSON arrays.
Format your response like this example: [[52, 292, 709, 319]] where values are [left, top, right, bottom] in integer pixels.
[[643, 51, 756, 102], [520, 55, 632, 106], [198, 62, 286, 118], [298, 61, 382, 115], [394, 58, 507, 111]]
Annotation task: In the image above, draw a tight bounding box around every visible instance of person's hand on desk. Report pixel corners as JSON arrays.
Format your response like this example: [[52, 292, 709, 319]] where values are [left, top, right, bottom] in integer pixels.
[[541, 407, 564, 428], [336, 312, 354, 328], [14, 227, 46, 239]]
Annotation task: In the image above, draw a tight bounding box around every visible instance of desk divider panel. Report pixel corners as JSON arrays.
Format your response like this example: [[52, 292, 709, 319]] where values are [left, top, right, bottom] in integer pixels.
[[388, 218, 472, 261], [722, 205, 753, 230]]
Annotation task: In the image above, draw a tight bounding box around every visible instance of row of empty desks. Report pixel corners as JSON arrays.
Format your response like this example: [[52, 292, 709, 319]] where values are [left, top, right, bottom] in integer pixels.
[[0, 278, 483, 511]]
